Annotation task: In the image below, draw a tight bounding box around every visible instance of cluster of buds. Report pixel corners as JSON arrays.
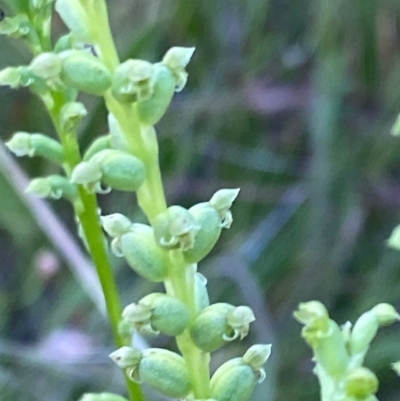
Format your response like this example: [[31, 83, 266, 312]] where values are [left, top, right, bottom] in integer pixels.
[[0, 2, 273, 401], [294, 301, 400, 401]]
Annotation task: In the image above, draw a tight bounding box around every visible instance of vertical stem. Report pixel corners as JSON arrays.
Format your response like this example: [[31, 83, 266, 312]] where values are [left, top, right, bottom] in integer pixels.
[[46, 90, 144, 401], [83, 3, 212, 397]]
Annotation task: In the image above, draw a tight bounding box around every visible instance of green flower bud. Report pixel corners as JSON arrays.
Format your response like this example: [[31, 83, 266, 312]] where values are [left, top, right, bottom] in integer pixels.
[[183, 203, 222, 263], [109, 346, 141, 369], [153, 205, 200, 250], [60, 101, 87, 132], [6, 132, 65, 164], [111, 59, 155, 104], [83, 135, 111, 161], [92, 149, 146, 192], [349, 303, 399, 358], [243, 344, 272, 371], [123, 303, 154, 333], [101, 213, 133, 238], [190, 303, 254, 352], [392, 361, 400, 376], [387, 225, 400, 250], [117, 224, 168, 282], [135, 349, 191, 398], [60, 51, 112, 95], [26, 175, 78, 202], [79, 393, 128, 401], [70, 161, 104, 193], [344, 367, 379, 399], [209, 188, 240, 228], [29, 53, 62, 80], [293, 300, 330, 332], [194, 272, 210, 312], [137, 64, 176, 125], [0, 67, 22, 88], [162, 46, 195, 92], [372, 303, 400, 325], [295, 302, 349, 378], [0, 14, 30, 38], [134, 292, 190, 336], [210, 358, 258, 401]]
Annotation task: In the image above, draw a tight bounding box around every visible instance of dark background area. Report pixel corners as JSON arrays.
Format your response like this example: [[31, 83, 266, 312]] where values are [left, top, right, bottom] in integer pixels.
[[1, 1, 400, 400]]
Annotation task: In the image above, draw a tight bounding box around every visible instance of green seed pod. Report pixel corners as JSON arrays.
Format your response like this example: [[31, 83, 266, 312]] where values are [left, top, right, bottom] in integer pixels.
[[349, 303, 399, 358], [137, 64, 176, 125], [60, 101, 87, 132], [344, 367, 379, 399], [29, 53, 62, 80], [137, 348, 191, 398], [6, 132, 65, 164], [194, 272, 210, 312], [79, 393, 128, 401], [60, 51, 112, 95], [83, 135, 111, 161], [91, 149, 146, 192], [190, 303, 254, 352], [101, 213, 133, 238], [26, 175, 78, 202], [210, 358, 258, 401], [137, 292, 190, 336], [183, 202, 222, 263], [153, 205, 199, 250], [119, 224, 168, 282], [111, 59, 155, 104], [109, 346, 142, 369]]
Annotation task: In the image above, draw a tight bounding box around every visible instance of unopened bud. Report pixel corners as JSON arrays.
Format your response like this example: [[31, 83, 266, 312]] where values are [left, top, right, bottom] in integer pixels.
[[60, 102, 87, 132], [345, 367, 379, 399], [101, 213, 133, 238], [109, 346, 141, 369], [26, 175, 78, 202], [29, 53, 62, 80], [6, 132, 65, 164], [0, 67, 22, 88], [243, 344, 272, 371]]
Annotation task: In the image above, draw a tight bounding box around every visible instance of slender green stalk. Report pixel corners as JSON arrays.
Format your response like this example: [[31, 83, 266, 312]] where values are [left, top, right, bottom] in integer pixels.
[[84, 4, 212, 397]]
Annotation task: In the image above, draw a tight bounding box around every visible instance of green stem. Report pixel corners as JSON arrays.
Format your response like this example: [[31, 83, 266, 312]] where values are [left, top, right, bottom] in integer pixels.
[[46, 90, 144, 401], [85, 3, 212, 397]]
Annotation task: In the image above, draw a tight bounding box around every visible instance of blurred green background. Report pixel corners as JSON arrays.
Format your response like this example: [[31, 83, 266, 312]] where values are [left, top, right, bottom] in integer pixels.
[[1, 0, 400, 400]]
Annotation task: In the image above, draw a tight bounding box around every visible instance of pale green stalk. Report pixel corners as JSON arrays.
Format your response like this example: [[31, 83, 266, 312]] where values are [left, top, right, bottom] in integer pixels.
[[83, 2, 212, 397]]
